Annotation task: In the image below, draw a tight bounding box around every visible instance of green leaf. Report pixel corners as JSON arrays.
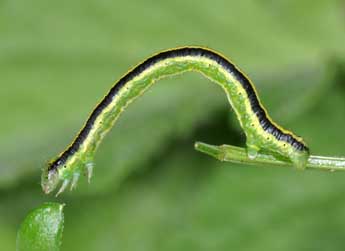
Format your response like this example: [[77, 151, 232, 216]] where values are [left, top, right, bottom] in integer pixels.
[[16, 203, 64, 251]]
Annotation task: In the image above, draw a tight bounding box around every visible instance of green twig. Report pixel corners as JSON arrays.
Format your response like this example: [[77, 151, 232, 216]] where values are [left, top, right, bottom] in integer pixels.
[[194, 142, 345, 172]]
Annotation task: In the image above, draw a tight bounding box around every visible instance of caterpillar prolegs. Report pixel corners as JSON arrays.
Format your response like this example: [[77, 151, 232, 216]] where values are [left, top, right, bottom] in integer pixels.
[[41, 47, 309, 195]]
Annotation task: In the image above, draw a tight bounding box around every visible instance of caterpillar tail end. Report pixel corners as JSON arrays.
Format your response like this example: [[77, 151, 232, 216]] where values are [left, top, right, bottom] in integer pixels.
[[246, 145, 259, 160], [291, 150, 309, 171]]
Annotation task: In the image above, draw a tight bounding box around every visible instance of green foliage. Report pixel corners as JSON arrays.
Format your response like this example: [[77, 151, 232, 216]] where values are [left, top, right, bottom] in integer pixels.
[[16, 203, 64, 251], [1, 0, 345, 250]]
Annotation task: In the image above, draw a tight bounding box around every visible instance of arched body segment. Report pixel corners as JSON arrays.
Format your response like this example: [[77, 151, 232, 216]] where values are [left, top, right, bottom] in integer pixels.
[[41, 47, 309, 195]]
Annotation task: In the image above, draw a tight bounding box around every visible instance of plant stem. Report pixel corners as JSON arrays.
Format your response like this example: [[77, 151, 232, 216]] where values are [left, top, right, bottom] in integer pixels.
[[194, 142, 345, 172]]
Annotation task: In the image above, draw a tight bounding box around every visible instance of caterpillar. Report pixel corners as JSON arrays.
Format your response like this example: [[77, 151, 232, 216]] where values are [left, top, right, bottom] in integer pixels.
[[41, 47, 309, 195]]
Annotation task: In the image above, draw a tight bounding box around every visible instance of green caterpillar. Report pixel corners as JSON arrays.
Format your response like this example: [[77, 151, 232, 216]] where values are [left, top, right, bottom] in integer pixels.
[[42, 47, 309, 195]]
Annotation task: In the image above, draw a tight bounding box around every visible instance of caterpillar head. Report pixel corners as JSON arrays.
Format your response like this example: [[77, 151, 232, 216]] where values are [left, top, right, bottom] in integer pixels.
[[41, 164, 60, 194]]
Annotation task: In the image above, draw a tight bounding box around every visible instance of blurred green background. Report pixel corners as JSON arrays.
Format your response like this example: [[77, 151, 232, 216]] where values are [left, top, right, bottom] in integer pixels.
[[1, 0, 345, 250]]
